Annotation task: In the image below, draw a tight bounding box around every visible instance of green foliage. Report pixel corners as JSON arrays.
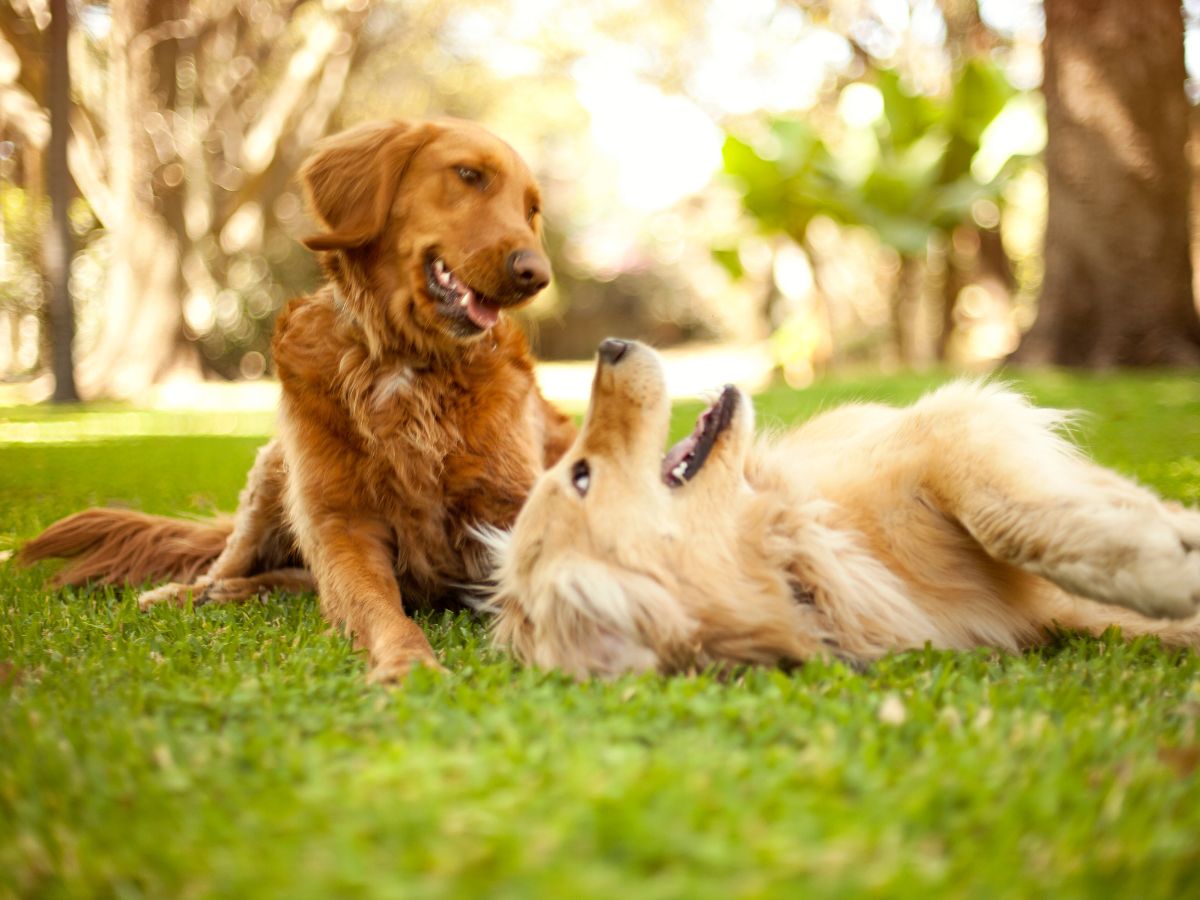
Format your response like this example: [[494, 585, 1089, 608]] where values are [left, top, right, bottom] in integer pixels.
[[3, 371, 1200, 897], [0, 184, 47, 320], [1, 182, 106, 376], [721, 119, 844, 243], [722, 60, 1021, 258]]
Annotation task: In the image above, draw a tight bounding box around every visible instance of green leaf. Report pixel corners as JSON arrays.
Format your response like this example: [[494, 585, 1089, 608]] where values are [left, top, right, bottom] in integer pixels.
[[876, 69, 943, 148], [721, 134, 790, 229], [947, 58, 1017, 146], [710, 246, 745, 280], [866, 211, 933, 256]]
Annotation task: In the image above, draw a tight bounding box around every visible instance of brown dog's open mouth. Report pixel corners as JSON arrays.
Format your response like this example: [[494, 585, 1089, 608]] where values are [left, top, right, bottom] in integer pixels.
[[662, 385, 738, 487], [425, 254, 503, 331]]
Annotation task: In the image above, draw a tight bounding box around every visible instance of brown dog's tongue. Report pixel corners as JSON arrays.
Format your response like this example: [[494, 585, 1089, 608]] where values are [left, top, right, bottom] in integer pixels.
[[465, 291, 500, 329]]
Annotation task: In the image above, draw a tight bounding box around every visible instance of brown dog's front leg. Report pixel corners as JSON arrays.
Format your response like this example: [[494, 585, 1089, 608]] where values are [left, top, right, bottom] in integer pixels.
[[304, 521, 442, 682]]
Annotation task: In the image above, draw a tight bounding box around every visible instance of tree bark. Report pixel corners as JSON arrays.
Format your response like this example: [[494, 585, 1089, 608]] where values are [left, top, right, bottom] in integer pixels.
[[937, 241, 965, 362], [1013, 0, 1200, 366], [45, 0, 78, 402], [892, 255, 924, 365], [76, 0, 199, 398]]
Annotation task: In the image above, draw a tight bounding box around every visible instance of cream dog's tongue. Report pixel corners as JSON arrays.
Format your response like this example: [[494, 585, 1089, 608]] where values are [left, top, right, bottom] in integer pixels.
[[662, 436, 697, 486], [464, 291, 500, 329]]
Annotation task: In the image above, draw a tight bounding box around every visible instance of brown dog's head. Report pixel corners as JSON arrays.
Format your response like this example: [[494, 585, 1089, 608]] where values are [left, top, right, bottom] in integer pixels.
[[301, 118, 549, 353], [486, 339, 767, 677]]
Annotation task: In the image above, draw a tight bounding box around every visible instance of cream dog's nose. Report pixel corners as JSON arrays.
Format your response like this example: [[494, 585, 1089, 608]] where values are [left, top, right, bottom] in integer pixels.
[[598, 338, 629, 365]]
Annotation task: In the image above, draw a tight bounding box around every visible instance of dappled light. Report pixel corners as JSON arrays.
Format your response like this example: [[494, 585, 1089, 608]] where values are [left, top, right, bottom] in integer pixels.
[[3, 1, 1199, 397], [4, 3, 1200, 895]]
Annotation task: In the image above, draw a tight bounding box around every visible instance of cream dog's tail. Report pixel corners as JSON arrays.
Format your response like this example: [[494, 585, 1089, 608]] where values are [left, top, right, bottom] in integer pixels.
[[19, 509, 233, 587]]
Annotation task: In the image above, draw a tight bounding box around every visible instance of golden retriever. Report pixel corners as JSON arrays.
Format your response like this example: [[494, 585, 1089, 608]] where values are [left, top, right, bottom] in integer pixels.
[[22, 118, 576, 682], [487, 339, 1200, 677]]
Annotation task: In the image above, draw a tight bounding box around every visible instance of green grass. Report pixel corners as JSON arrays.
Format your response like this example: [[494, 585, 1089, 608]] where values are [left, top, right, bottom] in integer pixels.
[[3, 369, 1200, 898]]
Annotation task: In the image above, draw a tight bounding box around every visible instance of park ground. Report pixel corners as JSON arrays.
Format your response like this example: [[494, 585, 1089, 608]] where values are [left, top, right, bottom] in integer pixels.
[[2, 366, 1200, 898]]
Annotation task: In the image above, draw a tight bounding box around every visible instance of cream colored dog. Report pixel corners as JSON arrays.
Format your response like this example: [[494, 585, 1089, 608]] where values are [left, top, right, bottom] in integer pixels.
[[487, 339, 1200, 677]]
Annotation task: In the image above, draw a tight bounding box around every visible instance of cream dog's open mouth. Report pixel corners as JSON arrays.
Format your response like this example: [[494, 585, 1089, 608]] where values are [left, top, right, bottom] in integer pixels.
[[662, 385, 738, 487], [425, 254, 503, 331]]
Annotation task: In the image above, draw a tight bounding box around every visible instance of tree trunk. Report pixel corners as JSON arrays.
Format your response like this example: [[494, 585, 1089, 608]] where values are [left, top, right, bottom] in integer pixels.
[[892, 255, 924, 365], [45, 0, 78, 403], [1013, 0, 1200, 367], [937, 246, 964, 362], [76, 0, 199, 398]]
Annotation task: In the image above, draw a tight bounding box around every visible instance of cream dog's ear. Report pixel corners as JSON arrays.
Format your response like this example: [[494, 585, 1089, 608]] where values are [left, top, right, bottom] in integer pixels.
[[300, 119, 440, 251]]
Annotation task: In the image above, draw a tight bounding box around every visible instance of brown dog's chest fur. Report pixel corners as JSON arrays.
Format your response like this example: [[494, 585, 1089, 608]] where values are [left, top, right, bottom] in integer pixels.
[[274, 291, 551, 604]]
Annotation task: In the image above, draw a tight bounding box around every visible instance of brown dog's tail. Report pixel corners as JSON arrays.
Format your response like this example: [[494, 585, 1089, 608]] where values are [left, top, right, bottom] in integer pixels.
[[19, 509, 233, 588]]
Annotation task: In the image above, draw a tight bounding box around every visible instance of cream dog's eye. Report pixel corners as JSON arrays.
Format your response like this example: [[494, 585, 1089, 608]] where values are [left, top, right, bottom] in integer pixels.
[[571, 459, 590, 496]]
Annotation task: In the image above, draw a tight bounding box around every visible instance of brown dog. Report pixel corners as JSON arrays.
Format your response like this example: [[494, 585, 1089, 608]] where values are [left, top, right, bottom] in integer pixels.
[[22, 118, 576, 682], [488, 340, 1200, 677]]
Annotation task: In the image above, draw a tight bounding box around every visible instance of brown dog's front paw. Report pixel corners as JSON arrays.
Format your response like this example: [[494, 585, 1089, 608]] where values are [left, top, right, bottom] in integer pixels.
[[367, 650, 447, 685]]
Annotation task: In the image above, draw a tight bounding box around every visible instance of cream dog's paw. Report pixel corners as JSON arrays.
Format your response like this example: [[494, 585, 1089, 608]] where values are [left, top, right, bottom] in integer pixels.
[[1164, 503, 1200, 553], [1112, 519, 1200, 620]]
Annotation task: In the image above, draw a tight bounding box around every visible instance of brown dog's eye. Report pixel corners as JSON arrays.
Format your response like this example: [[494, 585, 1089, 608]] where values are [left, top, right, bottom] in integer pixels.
[[571, 459, 590, 497], [527, 205, 540, 223], [457, 166, 483, 187]]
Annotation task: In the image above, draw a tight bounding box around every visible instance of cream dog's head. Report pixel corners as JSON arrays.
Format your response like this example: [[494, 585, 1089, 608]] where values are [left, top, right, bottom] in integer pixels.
[[487, 339, 770, 677]]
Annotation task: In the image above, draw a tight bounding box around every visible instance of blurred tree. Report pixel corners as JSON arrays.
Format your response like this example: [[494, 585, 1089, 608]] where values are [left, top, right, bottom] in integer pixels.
[[723, 59, 1019, 363], [0, 2, 48, 187], [1, 1, 49, 381], [84, 0, 195, 396], [71, 0, 372, 395], [2, 0, 372, 395], [46, 0, 77, 401], [1013, 0, 1200, 366], [936, 0, 994, 54]]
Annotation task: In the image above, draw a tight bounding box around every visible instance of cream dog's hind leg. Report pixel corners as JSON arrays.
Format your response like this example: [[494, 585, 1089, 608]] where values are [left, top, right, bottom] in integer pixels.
[[917, 386, 1200, 620], [960, 469, 1200, 620]]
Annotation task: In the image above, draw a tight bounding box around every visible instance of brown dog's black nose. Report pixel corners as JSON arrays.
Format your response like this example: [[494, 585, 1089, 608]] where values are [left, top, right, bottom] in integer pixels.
[[507, 250, 550, 296], [598, 339, 628, 365]]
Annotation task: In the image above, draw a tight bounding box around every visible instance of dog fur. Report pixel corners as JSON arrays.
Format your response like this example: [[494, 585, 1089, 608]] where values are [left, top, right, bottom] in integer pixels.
[[487, 340, 1200, 677], [22, 118, 576, 682]]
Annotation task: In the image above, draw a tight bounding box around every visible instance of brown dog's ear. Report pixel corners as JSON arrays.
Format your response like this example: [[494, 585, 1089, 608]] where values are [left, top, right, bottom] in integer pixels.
[[300, 119, 438, 251]]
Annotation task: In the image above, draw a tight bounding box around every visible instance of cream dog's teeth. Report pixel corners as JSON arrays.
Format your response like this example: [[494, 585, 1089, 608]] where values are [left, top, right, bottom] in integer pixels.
[[672, 461, 688, 480], [460, 294, 470, 307]]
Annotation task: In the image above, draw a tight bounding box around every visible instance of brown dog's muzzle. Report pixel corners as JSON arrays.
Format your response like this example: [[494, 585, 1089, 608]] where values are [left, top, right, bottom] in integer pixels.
[[507, 250, 551, 298]]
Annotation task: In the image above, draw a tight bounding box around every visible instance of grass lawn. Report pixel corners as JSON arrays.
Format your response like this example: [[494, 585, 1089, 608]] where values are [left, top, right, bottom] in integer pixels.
[[2, 369, 1200, 898]]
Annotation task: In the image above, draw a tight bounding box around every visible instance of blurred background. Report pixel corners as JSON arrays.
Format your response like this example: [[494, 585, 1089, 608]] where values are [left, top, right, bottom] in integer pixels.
[[1, 0, 1199, 403]]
